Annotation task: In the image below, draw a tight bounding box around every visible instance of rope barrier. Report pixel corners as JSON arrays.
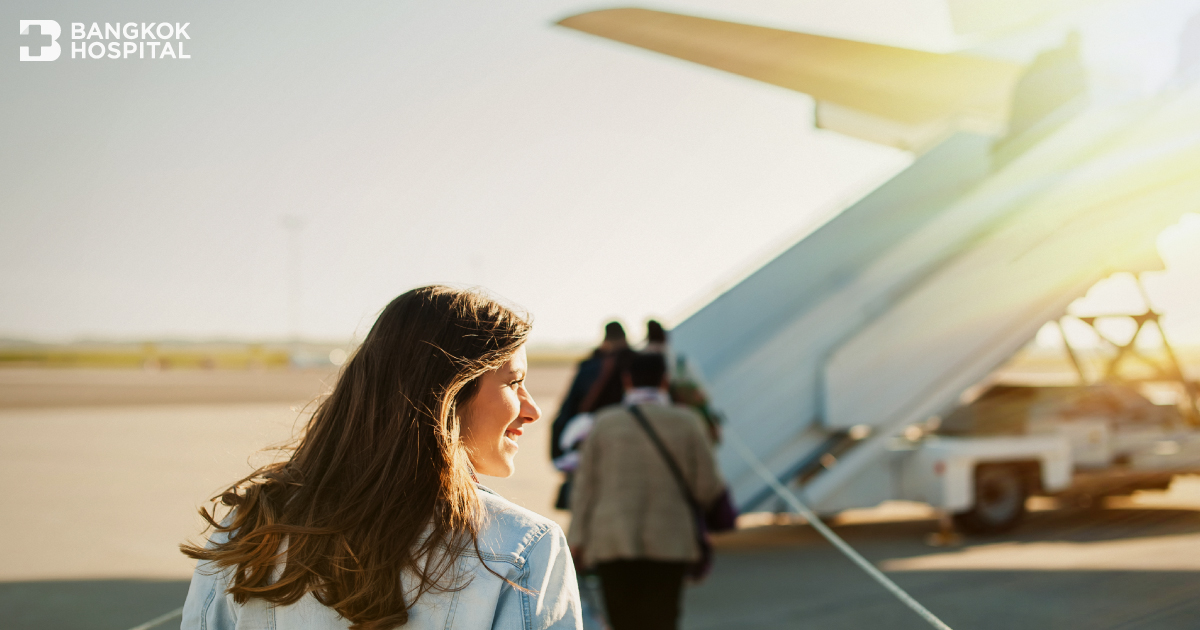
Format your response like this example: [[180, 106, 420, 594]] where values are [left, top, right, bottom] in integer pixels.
[[726, 432, 954, 630]]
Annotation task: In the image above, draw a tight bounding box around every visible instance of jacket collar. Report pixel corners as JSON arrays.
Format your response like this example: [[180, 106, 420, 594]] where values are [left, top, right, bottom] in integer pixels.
[[622, 387, 671, 406]]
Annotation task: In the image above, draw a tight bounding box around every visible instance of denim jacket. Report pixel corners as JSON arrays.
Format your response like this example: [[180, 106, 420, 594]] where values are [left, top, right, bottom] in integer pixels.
[[181, 486, 582, 630]]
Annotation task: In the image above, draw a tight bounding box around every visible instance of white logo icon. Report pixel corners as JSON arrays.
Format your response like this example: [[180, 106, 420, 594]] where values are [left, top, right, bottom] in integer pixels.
[[20, 20, 62, 61]]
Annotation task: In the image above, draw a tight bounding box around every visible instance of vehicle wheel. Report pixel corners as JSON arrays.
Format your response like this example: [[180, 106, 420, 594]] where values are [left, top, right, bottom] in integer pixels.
[[953, 464, 1028, 534]]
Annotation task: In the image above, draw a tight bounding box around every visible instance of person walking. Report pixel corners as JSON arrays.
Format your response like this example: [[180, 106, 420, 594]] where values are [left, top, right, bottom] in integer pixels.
[[641, 320, 722, 444], [568, 352, 724, 630], [549, 321, 635, 506], [179, 286, 582, 630]]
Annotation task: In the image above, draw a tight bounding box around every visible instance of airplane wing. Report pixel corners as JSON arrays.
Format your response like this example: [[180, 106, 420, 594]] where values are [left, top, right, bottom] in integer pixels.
[[559, 8, 1026, 152]]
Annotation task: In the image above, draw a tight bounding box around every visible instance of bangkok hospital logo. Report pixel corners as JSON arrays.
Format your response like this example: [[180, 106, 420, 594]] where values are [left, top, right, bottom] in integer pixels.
[[19, 20, 191, 61]]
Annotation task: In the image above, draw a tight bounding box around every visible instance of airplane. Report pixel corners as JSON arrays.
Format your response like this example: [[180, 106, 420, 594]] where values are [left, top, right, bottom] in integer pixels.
[[557, 3, 1200, 531]]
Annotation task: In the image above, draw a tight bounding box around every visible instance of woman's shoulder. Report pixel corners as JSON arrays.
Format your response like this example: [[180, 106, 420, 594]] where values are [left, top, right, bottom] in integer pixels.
[[473, 485, 563, 566]]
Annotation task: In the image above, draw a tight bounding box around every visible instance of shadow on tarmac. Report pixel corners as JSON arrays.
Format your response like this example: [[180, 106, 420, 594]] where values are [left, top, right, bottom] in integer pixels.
[[6, 508, 1198, 630], [0, 579, 189, 630], [689, 507, 1200, 630]]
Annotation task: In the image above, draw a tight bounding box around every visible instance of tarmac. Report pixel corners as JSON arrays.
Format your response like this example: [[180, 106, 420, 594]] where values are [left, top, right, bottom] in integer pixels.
[[694, 504, 1200, 629], [2, 365, 1199, 629]]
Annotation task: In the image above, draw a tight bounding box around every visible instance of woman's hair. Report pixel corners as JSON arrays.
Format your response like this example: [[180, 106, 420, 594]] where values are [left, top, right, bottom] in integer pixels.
[[181, 286, 531, 630], [645, 320, 666, 344]]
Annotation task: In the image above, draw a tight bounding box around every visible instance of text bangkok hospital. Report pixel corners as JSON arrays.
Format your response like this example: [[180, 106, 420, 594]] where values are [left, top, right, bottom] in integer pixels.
[[20, 21, 192, 61]]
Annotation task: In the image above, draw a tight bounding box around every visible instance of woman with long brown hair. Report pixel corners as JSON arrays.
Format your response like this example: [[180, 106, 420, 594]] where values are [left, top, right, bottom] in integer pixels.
[[180, 286, 582, 629]]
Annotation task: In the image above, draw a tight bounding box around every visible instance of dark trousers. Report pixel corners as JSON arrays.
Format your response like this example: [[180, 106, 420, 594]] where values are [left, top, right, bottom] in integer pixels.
[[594, 560, 689, 630]]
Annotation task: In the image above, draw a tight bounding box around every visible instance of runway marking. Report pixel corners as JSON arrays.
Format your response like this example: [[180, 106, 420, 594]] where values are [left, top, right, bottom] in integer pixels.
[[126, 606, 183, 630]]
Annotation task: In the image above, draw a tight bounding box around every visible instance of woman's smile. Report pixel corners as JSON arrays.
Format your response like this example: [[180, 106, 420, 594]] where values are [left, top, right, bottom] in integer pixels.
[[461, 345, 541, 477]]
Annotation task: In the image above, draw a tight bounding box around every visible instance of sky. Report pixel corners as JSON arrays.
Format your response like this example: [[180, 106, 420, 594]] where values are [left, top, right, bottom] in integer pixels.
[[3, 0, 1199, 347]]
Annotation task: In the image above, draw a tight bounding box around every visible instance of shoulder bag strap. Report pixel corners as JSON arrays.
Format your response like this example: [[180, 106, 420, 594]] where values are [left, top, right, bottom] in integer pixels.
[[628, 405, 700, 512]]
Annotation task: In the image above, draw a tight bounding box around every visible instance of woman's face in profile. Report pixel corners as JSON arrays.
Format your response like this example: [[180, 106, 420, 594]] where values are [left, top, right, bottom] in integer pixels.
[[460, 345, 541, 477]]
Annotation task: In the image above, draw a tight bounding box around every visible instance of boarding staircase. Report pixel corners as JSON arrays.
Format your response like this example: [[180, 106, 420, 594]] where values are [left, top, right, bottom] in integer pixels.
[[554, 7, 1200, 513], [557, 8, 1200, 513], [674, 86, 1200, 513]]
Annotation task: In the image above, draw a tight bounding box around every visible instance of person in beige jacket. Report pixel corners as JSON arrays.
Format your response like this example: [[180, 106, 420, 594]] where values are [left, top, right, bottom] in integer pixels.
[[568, 352, 724, 630]]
